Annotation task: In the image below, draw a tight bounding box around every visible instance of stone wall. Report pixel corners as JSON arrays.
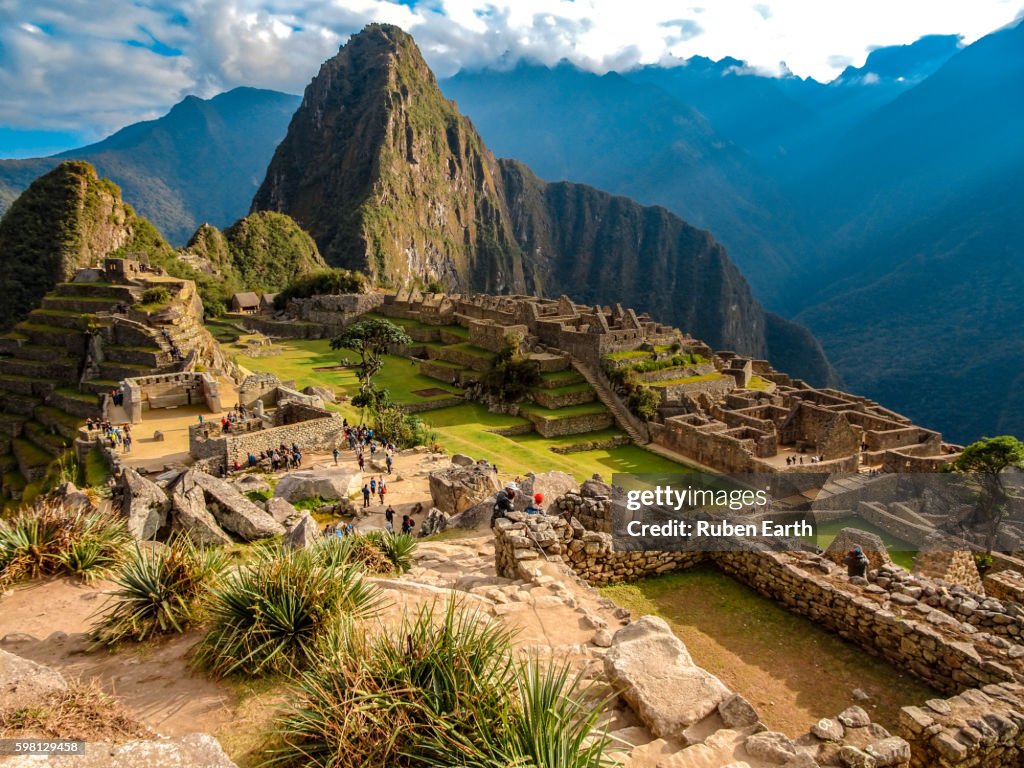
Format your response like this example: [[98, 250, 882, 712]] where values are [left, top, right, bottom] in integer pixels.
[[122, 371, 221, 423], [224, 415, 343, 464], [468, 319, 527, 353], [525, 411, 614, 438], [985, 570, 1024, 606], [899, 683, 1024, 767]]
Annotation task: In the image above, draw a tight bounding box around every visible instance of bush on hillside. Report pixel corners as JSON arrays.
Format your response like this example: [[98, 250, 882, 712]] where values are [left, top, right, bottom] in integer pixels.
[[92, 536, 228, 645], [274, 270, 369, 310], [0, 501, 130, 588]]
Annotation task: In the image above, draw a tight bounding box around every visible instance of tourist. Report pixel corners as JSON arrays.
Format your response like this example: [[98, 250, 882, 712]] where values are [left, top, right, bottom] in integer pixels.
[[357, 453, 365, 471], [362, 484, 371, 508], [490, 482, 518, 528], [198, 414, 204, 425], [403, 515, 415, 535], [378, 479, 386, 505], [333, 447, 340, 466], [525, 493, 544, 515], [123, 435, 132, 453], [843, 546, 869, 579], [384, 505, 395, 532], [370, 477, 377, 497], [385, 453, 393, 474]]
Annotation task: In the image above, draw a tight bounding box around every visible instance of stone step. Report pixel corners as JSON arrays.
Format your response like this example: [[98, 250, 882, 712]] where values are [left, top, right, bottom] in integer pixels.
[[0, 356, 80, 381], [4, 344, 70, 363], [0, 374, 55, 398], [25, 309, 89, 331], [12, 322, 87, 351], [0, 333, 27, 355], [103, 344, 170, 368], [0, 413, 25, 439], [23, 420, 69, 458], [48, 388, 102, 418], [1, 392, 42, 418], [34, 406, 82, 440], [55, 282, 136, 301], [77, 379, 121, 396], [11, 437, 53, 482], [98, 361, 160, 381], [41, 295, 122, 314]]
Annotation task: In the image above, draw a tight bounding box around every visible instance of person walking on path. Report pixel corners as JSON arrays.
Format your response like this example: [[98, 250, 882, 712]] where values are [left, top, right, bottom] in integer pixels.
[[333, 447, 340, 466], [362, 484, 371, 509], [385, 505, 395, 532]]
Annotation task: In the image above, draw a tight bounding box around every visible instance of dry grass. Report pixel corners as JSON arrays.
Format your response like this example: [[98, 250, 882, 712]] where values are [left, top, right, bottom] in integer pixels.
[[0, 680, 152, 742]]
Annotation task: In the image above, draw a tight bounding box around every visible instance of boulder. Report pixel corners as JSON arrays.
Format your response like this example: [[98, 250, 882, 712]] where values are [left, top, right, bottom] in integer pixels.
[[451, 453, 475, 467], [429, 464, 501, 515], [274, 468, 363, 503], [580, 476, 612, 499], [518, 471, 579, 512], [116, 468, 170, 541], [58, 481, 92, 513], [188, 470, 285, 540], [285, 513, 321, 549], [303, 385, 336, 403], [718, 693, 760, 729], [1, 733, 239, 767], [448, 495, 498, 529], [745, 731, 797, 764], [168, 473, 232, 546], [0, 649, 68, 712], [824, 528, 893, 572], [232, 474, 270, 494], [604, 616, 731, 742], [837, 706, 871, 728], [266, 497, 301, 527], [419, 507, 449, 537]]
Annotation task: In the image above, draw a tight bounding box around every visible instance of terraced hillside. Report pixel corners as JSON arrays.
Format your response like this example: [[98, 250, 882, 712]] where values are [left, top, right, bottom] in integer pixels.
[[0, 267, 230, 505]]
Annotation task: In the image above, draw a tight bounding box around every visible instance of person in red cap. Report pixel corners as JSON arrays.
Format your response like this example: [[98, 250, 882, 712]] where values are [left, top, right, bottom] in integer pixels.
[[525, 492, 544, 515]]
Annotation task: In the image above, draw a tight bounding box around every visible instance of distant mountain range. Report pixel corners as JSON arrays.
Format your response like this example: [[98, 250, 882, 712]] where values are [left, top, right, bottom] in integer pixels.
[[1, 21, 1020, 441], [0, 88, 300, 245]]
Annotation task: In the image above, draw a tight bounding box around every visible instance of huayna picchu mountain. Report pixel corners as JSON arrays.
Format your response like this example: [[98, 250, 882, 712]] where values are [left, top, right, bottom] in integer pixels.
[[252, 24, 834, 383]]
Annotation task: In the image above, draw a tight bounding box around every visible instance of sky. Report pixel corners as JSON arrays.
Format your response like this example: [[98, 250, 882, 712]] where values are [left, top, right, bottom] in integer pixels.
[[1, 0, 1021, 157]]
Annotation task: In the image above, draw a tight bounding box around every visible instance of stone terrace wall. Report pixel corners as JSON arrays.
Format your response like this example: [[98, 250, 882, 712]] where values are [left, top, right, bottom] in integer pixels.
[[225, 415, 343, 464], [986, 570, 1024, 606], [899, 683, 1024, 767], [713, 548, 1022, 695]]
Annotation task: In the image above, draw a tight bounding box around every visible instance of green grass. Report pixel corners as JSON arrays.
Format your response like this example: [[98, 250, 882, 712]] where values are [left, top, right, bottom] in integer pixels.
[[648, 373, 728, 387], [603, 349, 649, 362], [532, 382, 594, 397], [236, 339, 459, 406], [447, 342, 498, 361], [229, 338, 693, 481], [519, 401, 608, 420], [602, 566, 936, 733], [747, 375, 773, 391], [84, 447, 111, 488], [810, 517, 917, 571], [54, 387, 99, 403], [421, 403, 689, 480]]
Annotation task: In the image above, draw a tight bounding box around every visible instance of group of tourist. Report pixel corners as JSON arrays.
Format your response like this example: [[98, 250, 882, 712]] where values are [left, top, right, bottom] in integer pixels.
[[108, 388, 125, 407], [86, 418, 132, 453], [361, 477, 389, 507], [383, 505, 417, 534], [228, 443, 303, 474], [785, 454, 825, 466]]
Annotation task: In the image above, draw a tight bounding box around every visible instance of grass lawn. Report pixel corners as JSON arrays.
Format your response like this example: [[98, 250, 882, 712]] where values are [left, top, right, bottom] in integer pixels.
[[230, 337, 694, 481], [234, 339, 460, 405], [420, 403, 691, 481], [602, 566, 936, 736], [648, 372, 728, 387], [519, 401, 608, 420], [811, 517, 917, 570], [746, 375, 773, 391]]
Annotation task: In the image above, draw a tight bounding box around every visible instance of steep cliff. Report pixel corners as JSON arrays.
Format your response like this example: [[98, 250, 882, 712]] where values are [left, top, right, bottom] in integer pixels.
[[0, 161, 172, 330], [253, 24, 830, 374]]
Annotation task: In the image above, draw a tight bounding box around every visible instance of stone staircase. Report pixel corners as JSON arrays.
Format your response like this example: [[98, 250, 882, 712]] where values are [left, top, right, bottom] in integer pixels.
[[571, 358, 650, 444]]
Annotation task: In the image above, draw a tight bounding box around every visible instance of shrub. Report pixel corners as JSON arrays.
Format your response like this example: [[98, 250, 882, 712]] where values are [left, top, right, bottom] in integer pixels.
[[0, 501, 129, 588], [140, 287, 171, 306], [627, 386, 661, 422], [480, 344, 542, 403], [195, 545, 382, 678], [362, 531, 417, 573], [265, 601, 516, 768], [274, 270, 368, 310], [92, 536, 228, 645], [316, 534, 392, 575]]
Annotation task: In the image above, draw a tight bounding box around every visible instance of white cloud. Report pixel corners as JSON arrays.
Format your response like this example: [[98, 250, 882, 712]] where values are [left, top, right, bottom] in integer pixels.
[[0, 0, 1020, 147]]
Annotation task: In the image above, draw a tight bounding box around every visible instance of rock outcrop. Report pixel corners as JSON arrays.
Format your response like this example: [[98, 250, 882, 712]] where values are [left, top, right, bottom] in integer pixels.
[[274, 468, 363, 503], [0, 649, 69, 712], [428, 464, 502, 515], [164, 469, 285, 544], [116, 469, 171, 540]]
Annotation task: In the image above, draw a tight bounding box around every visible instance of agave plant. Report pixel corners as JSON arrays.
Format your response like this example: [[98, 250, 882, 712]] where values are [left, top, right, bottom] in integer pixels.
[[92, 536, 228, 645], [0, 501, 129, 588], [195, 545, 382, 678], [418, 658, 616, 768], [265, 600, 516, 768], [363, 531, 417, 574]]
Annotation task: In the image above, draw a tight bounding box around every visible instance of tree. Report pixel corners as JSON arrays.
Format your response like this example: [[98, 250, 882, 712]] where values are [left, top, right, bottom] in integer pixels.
[[480, 342, 541, 403], [330, 318, 412, 393], [950, 436, 1024, 554]]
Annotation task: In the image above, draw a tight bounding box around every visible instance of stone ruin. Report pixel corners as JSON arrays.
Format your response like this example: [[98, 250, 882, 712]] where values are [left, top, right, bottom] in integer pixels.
[[491, 481, 1024, 768]]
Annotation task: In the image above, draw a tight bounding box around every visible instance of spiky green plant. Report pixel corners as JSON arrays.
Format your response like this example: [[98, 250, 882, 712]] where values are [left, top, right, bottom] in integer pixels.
[[419, 658, 616, 768], [92, 536, 228, 645], [195, 545, 382, 678], [362, 531, 417, 573], [264, 600, 516, 768], [0, 501, 129, 588]]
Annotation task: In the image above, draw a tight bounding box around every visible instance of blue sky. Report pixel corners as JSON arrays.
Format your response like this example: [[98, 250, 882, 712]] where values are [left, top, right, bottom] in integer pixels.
[[1, 0, 1021, 157]]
